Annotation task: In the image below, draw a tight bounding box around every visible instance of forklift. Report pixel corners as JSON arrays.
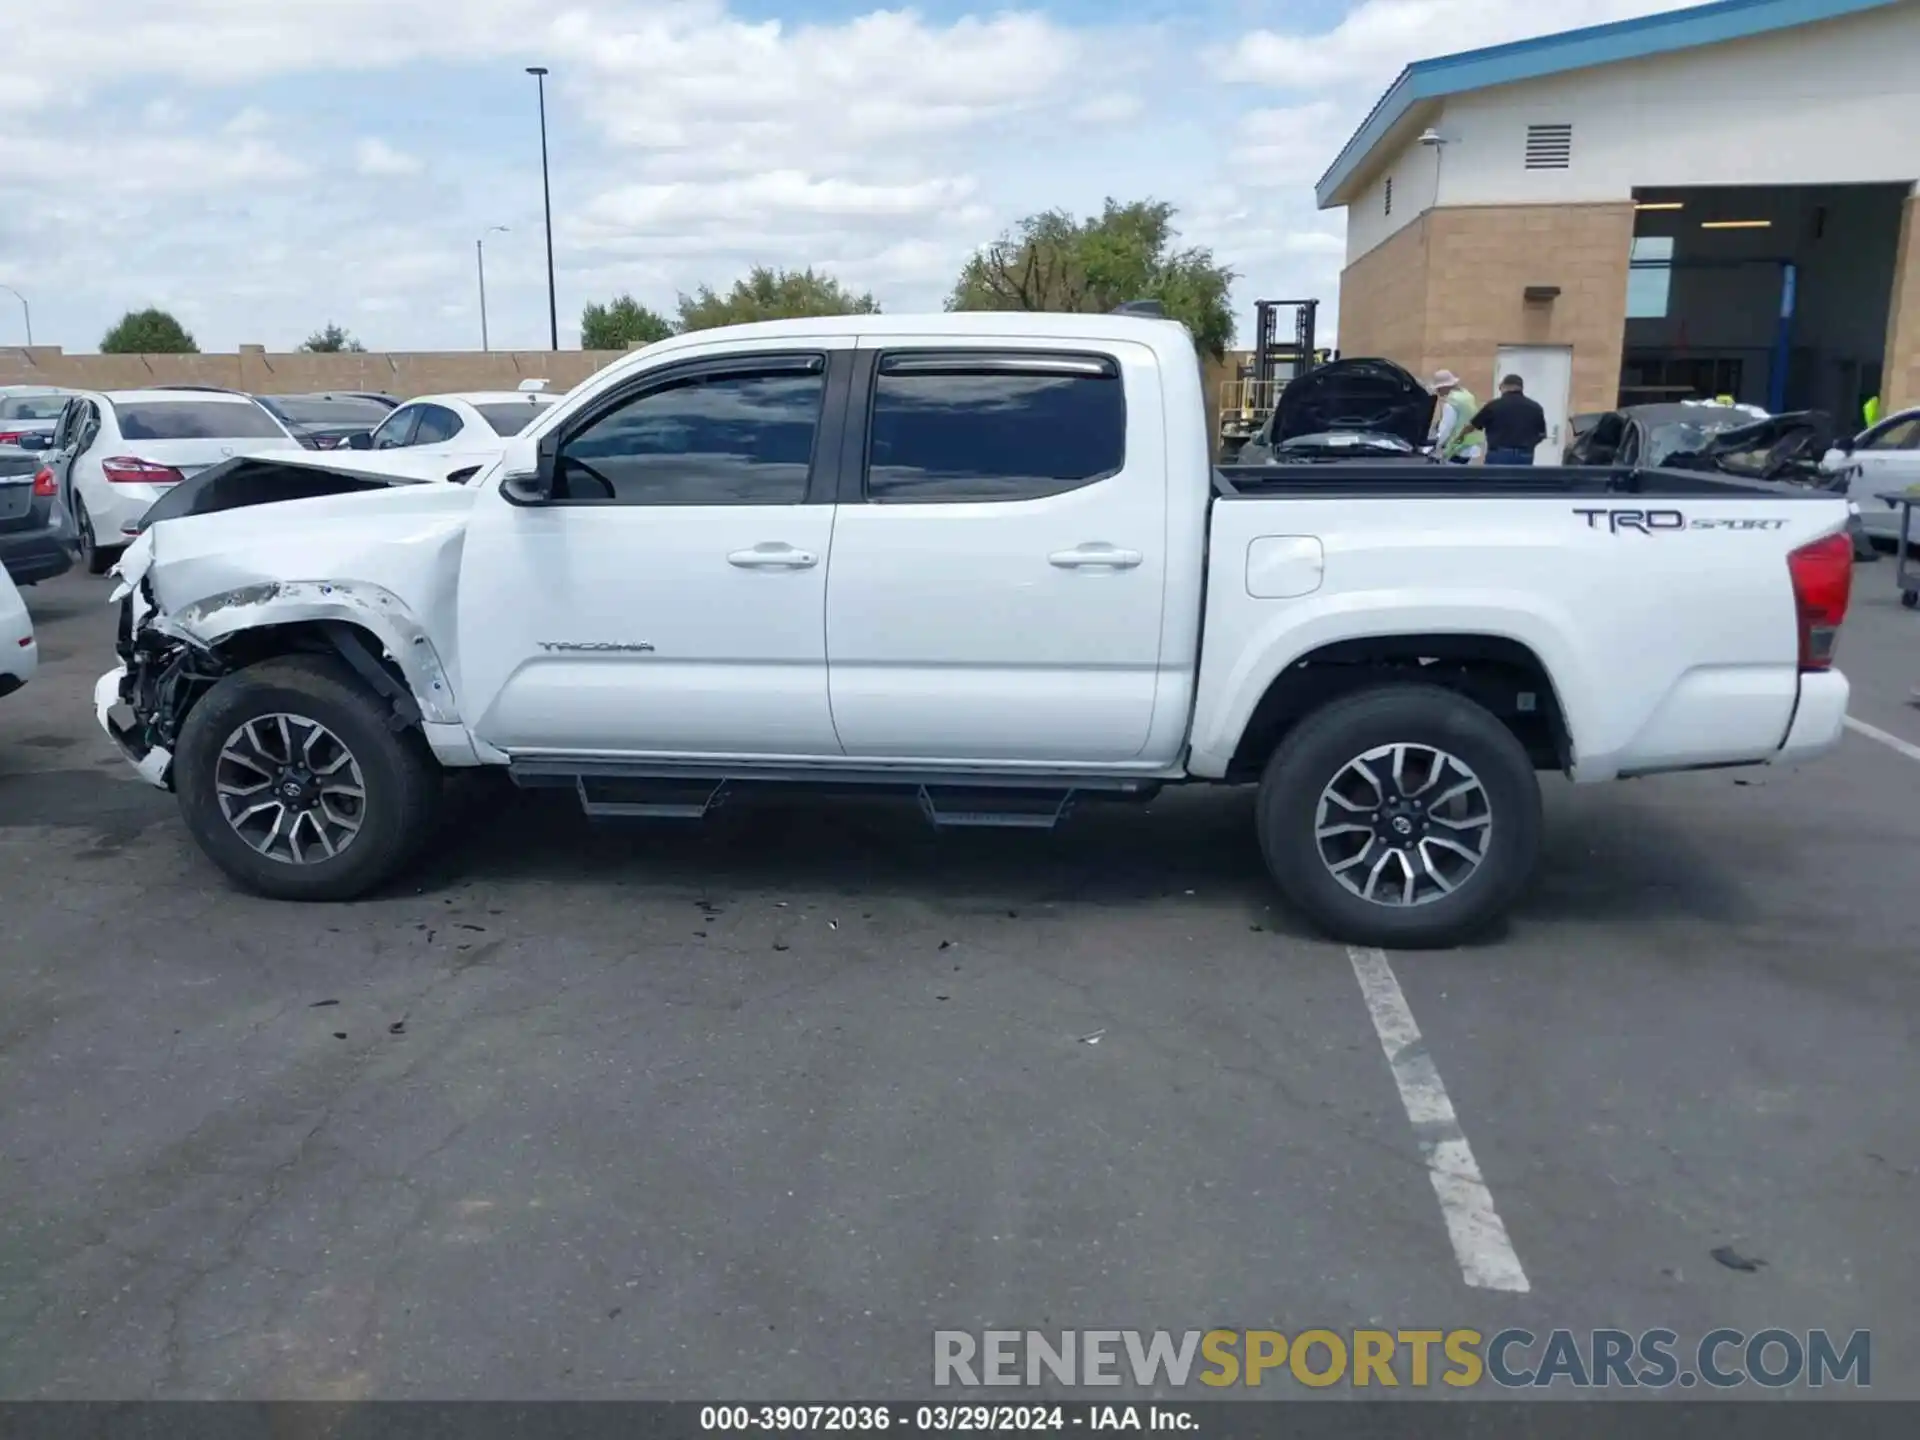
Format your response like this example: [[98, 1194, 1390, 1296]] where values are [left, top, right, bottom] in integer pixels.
[[1217, 299, 1331, 461]]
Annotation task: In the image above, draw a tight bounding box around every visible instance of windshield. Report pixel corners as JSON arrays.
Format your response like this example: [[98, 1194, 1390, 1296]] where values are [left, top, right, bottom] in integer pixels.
[[0, 395, 69, 422], [264, 396, 391, 427], [1643, 414, 1753, 466], [113, 399, 288, 441], [475, 402, 548, 436]]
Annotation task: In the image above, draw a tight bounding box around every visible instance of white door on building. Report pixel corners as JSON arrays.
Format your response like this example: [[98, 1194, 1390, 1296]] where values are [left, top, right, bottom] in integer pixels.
[[1494, 344, 1574, 464]]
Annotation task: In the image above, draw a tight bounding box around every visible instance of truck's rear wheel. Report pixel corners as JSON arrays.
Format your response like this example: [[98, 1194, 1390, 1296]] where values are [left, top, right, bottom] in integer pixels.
[[1257, 683, 1541, 949], [174, 655, 442, 901]]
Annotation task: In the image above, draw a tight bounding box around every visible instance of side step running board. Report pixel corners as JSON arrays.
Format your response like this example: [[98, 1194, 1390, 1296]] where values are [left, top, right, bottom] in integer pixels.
[[575, 776, 730, 820], [509, 759, 1163, 833], [917, 785, 1074, 830]]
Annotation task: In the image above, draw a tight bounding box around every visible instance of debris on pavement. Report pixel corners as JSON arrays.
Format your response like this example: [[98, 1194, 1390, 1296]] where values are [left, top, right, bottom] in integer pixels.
[[1711, 1245, 1766, 1273]]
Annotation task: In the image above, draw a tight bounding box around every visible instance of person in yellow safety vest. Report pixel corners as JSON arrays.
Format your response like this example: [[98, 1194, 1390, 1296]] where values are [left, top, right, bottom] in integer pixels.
[[1863, 395, 1881, 429], [1429, 371, 1483, 464]]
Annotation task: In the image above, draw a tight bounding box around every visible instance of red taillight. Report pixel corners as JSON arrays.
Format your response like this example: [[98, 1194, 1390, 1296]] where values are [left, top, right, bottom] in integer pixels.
[[31, 466, 55, 498], [1787, 531, 1853, 672], [0, 431, 22, 446], [102, 456, 186, 485]]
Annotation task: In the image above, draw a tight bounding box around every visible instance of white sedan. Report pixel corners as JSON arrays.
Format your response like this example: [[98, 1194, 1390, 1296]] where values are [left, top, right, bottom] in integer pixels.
[[352, 387, 560, 471], [40, 388, 305, 573], [1823, 408, 1920, 548], [0, 563, 35, 699]]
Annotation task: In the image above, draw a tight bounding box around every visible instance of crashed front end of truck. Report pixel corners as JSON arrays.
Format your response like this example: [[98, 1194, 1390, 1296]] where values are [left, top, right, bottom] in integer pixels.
[[97, 557, 233, 787], [95, 482, 476, 789]]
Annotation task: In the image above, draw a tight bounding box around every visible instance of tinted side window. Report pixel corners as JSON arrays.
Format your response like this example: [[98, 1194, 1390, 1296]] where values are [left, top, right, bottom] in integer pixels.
[[371, 407, 419, 449], [556, 364, 824, 505], [412, 405, 462, 445], [865, 354, 1125, 503]]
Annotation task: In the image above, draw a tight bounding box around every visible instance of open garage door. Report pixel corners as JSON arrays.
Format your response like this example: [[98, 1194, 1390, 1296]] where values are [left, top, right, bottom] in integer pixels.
[[1623, 183, 1907, 425]]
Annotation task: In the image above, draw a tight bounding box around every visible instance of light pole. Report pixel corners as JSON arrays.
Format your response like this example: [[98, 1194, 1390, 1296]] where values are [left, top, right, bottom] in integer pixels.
[[0, 285, 30, 345], [526, 65, 558, 351], [476, 226, 509, 351]]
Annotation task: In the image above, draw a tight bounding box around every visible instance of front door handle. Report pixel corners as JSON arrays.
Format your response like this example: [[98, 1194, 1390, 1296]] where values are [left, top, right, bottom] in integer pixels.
[[728, 543, 818, 570], [1049, 544, 1143, 570]]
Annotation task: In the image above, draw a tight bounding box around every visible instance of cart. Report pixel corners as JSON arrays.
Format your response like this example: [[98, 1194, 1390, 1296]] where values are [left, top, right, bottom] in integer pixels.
[[1883, 489, 1920, 609]]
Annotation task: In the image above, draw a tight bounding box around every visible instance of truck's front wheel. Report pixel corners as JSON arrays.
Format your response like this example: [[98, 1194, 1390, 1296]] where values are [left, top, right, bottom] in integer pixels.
[[1257, 684, 1542, 949], [174, 655, 442, 901]]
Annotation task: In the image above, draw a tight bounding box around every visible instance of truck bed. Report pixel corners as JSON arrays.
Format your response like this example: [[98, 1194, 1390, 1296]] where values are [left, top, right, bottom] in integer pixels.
[[1189, 461, 1853, 785]]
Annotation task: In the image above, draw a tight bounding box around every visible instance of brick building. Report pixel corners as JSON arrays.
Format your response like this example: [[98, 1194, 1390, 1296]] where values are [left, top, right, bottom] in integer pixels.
[[1317, 0, 1920, 451]]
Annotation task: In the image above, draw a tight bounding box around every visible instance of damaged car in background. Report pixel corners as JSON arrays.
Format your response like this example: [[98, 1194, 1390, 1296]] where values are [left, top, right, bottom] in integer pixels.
[[1234, 357, 1437, 465]]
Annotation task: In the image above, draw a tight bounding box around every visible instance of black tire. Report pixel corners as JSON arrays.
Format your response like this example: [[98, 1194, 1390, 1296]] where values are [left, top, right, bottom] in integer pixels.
[[173, 654, 442, 901], [1256, 683, 1542, 950], [74, 495, 119, 576]]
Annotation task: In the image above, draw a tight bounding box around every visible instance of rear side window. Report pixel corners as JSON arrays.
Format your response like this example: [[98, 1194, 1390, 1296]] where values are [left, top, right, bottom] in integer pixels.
[[864, 352, 1126, 503], [475, 403, 545, 436], [113, 400, 286, 441]]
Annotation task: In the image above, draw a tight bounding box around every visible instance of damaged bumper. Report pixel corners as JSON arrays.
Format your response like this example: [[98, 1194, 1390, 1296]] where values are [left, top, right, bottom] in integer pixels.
[[95, 664, 174, 788]]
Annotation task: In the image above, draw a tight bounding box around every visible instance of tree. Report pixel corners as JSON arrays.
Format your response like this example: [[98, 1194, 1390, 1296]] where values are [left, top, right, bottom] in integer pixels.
[[580, 294, 675, 350], [947, 199, 1236, 359], [676, 266, 878, 333], [300, 322, 366, 354], [100, 308, 198, 354]]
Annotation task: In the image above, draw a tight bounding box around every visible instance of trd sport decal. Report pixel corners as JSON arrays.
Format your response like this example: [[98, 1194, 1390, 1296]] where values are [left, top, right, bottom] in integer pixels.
[[1574, 509, 1789, 534]]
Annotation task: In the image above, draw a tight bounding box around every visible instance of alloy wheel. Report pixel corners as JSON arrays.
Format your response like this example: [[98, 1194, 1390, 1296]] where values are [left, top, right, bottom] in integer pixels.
[[215, 713, 367, 864], [1313, 742, 1493, 907]]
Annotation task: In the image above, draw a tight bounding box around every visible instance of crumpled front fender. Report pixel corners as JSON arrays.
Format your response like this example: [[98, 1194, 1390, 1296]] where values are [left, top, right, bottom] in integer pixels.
[[163, 579, 460, 725]]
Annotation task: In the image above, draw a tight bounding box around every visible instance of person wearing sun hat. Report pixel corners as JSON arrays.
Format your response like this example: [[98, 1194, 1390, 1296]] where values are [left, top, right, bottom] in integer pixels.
[[1429, 370, 1483, 464]]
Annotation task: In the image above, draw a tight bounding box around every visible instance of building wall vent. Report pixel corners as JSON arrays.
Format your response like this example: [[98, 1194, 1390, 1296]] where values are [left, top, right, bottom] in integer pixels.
[[1524, 123, 1573, 169]]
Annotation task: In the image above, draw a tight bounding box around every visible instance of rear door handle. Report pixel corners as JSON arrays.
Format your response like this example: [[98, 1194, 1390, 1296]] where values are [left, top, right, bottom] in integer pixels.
[[1049, 544, 1143, 570], [728, 543, 818, 570]]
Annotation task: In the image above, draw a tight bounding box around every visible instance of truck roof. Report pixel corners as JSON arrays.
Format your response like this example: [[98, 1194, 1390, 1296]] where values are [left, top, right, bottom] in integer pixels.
[[637, 310, 1192, 353]]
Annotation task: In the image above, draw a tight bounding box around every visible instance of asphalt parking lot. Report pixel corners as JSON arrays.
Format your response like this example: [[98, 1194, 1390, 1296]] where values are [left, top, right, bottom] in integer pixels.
[[2, 564, 1918, 1401]]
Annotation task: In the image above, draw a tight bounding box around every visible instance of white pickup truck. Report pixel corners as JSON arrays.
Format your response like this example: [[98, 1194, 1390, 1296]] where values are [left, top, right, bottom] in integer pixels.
[[96, 312, 1856, 947]]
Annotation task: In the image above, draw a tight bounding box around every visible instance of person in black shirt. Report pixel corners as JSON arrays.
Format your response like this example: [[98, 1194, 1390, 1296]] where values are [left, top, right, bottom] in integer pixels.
[[1470, 375, 1548, 465]]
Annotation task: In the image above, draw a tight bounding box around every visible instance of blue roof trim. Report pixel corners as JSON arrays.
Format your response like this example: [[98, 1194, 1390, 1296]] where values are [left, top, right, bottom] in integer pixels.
[[1315, 0, 1907, 208]]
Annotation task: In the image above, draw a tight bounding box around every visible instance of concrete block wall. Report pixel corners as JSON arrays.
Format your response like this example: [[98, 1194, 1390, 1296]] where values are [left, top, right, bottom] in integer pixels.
[[1884, 195, 1920, 414], [1335, 201, 1638, 416]]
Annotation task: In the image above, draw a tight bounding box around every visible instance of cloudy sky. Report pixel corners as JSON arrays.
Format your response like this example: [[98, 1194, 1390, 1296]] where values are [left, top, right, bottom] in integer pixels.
[[0, 0, 1691, 353]]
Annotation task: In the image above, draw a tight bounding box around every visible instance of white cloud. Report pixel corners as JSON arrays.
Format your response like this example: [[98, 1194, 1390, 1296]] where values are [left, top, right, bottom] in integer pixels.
[[355, 137, 422, 176], [224, 106, 274, 136], [1231, 102, 1346, 186], [579, 172, 977, 234], [0, 133, 303, 192], [9, 0, 1705, 351], [1215, 0, 1692, 89], [1072, 93, 1146, 124], [556, 8, 1089, 166]]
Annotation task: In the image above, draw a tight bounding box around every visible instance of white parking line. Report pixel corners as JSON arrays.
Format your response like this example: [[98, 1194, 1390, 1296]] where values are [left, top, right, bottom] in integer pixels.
[[1346, 945, 1531, 1294], [1846, 716, 1920, 765]]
